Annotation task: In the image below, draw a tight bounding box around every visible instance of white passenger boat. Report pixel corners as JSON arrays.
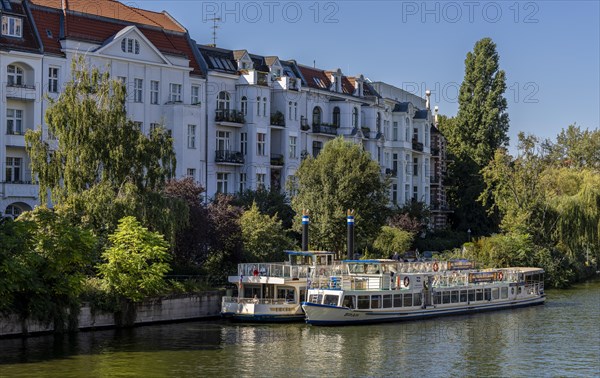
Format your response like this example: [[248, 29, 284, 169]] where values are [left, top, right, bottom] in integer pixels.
[[221, 251, 335, 322], [302, 260, 545, 325]]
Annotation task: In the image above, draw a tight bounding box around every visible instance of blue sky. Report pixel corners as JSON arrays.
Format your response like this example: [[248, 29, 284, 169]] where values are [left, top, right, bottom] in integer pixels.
[[137, 0, 599, 149]]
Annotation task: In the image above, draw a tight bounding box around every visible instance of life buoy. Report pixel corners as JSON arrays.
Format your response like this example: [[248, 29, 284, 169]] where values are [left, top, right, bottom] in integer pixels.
[[404, 276, 410, 287], [253, 268, 259, 277], [433, 262, 439, 272], [498, 271, 504, 281]]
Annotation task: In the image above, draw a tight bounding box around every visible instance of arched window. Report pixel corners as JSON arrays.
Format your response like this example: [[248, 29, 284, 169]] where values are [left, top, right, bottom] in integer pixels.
[[288, 101, 293, 120], [312, 107, 322, 125], [241, 96, 248, 115], [294, 102, 298, 120], [405, 117, 411, 141], [263, 97, 268, 116], [333, 107, 340, 127], [4, 204, 25, 219], [121, 38, 140, 54], [352, 107, 359, 128], [217, 91, 230, 110], [257, 97, 262, 116], [376, 112, 381, 132]]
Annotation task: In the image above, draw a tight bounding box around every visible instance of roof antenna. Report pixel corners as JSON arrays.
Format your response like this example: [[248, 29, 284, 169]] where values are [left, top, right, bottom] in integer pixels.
[[313, 60, 316, 68], [209, 16, 221, 47]]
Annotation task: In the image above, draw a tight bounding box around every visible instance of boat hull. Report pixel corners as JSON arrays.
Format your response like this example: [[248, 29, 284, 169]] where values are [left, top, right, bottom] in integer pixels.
[[221, 301, 304, 323], [302, 295, 545, 326]]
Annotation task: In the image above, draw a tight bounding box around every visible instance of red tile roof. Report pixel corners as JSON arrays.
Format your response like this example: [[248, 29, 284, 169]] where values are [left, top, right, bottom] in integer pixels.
[[0, 2, 42, 53], [29, 0, 185, 32], [297, 65, 331, 90], [29, 4, 203, 76]]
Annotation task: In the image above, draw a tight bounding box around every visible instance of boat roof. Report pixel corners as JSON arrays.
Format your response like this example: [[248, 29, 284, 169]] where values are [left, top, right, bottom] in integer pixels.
[[343, 260, 383, 264], [508, 267, 545, 273], [284, 250, 336, 257]]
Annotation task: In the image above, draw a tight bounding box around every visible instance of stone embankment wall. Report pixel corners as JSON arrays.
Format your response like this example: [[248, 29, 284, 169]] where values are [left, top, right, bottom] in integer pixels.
[[0, 292, 222, 337]]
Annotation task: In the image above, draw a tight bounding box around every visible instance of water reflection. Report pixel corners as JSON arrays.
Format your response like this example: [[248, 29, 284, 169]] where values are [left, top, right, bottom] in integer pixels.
[[0, 280, 598, 377]]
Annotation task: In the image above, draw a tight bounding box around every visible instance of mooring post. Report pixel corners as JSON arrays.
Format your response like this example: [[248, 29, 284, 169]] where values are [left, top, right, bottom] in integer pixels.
[[302, 209, 309, 251], [347, 209, 355, 260]]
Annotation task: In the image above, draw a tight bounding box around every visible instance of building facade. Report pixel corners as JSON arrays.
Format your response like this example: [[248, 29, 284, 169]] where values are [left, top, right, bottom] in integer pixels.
[[1, 0, 449, 220]]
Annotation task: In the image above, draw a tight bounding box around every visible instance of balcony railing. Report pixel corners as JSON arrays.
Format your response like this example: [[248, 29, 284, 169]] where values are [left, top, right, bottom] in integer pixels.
[[385, 168, 397, 177], [215, 109, 245, 124], [313, 124, 337, 136], [6, 83, 35, 89], [412, 139, 424, 152], [430, 175, 441, 184], [361, 127, 371, 138], [431, 147, 440, 156], [270, 153, 284, 166], [215, 150, 244, 164], [270, 112, 285, 126]]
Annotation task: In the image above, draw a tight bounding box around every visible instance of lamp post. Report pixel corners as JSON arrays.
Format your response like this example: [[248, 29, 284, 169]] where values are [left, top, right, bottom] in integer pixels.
[[467, 228, 471, 242]]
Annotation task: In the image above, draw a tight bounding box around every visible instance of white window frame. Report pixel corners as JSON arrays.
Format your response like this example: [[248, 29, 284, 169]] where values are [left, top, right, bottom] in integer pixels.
[[256, 173, 266, 189], [5, 157, 22, 182], [257, 133, 266, 156], [7, 65, 23, 86], [150, 80, 159, 104], [169, 83, 182, 102], [216, 172, 229, 194], [48, 67, 59, 93], [241, 96, 248, 115], [239, 173, 247, 192], [289, 136, 297, 158], [121, 38, 140, 54], [240, 132, 247, 155], [191, 85, 200, 105], [1, 16, 22, 38], [264, 97, 268, 116], [6, 109, 23, 135], [187, 124, 196, 149], [187, 168, 196, 179], [134, 78, 143, 103], [216, 130, 231, 151], [257, 97, 261, 116]]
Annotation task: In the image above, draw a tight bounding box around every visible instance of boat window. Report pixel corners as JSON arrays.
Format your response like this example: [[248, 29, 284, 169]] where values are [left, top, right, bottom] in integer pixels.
[[492, 288, 499, 300], [460, 290, 467, 302], [501, 287, 508, 299], [357, 295, 370, 309], [468, 290, 475, 302], [484, 288, 491, 301], [371, 295, 382, 309], [383, 294, 392, 308], [324, 295, 339, 306], [451, 290, 459, 303], [434, 291, 441, 305], [518, 287, 522, 295], [413, 293, 422, 307], [443, 291, 451, 304], [393, 294, 402, 307], [403, 293, 412, 307], [342, 295, 355, 309], [476, 289, 483, 301], [300, 289, 306, 301], [309, 294, 322, 303]]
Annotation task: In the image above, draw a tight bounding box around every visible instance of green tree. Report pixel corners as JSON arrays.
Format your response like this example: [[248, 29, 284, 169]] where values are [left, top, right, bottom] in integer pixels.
[[291, 137, 389, 254], [542, 124, 600, 169], [25, 57, 185, 249], [440, 38, 509, 234], [98, 216, 171, 302], [372, 226, 414, 258], [240, 202, 296, 262], [233, 187, 295, 230]]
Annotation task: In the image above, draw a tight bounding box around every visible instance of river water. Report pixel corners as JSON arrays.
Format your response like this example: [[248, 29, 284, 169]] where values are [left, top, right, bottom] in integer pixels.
[[1, 280, 599, 377]]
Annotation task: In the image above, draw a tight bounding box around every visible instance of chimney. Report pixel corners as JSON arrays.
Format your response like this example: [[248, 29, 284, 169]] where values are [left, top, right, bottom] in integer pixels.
[[434, 105, 439, 125], [425, 89, 431, 110], [347, 209, 355, 260], [301, 209, 309, 251]]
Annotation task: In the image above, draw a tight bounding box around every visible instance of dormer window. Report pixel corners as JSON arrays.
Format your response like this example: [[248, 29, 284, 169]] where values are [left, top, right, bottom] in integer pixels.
[[121, 38, 140, 54], [1, 16, 22, 38]]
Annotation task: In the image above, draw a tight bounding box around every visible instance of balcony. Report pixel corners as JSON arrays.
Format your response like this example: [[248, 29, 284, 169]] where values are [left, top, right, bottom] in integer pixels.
[[431, 147, 440, 157], [215, 109, 245, 126], [430, 175, 441, 185], [215, 150, 244, 165], [361, 127, 371, 138], [300, 117, 310, 131], [257, 71, 269, 86], [312, 123, 338, 136], [5, 83, 37, 101], [270, 153, 284, 166], [412, 139, 424, 152], [385, 168, 397, 177], [270, 112, 285, 127]]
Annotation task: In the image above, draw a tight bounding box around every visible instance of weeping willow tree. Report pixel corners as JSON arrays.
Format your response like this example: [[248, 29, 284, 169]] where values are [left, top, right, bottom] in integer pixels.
[[25, 56, 186, 248]]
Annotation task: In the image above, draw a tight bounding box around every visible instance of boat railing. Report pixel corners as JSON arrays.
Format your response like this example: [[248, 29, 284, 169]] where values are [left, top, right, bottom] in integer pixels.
[[222, 296, 292, 305], [238, 263, 310, 279]]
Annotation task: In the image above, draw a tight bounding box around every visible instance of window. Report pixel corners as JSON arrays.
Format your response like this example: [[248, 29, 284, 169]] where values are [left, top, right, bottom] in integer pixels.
[[5, 157, 22, 182], [48, 67, 59, 93], [391, 184, 398, 205], [216, 130, 231, 151], [133, 78, 143, 103], [6, 109, 23, 135], [7, 65, 23, 86], [264, 97, 268, 116], [133, 121, 143, 132], [217, 91, 230, 110], [1, 16, 22, 37], [333, 107, 340, 127], [392, 153, 399, 172], [257, 133, 266, 156], [257, 97, 262, 116], [405, 185, 410, 203], [413, 157, 419, 176], [169, 83, 182, 102], [312, 141, 323, 157], [117, 76, 127, 97], [293, 102, 297, 120], [393, 121, 399, 141], [405, 118, 411, 141], [413, 127, 419, 141], [256, 173, 266, 188], [4, 204, 23, 219], [240, 132, 247, 155], [150, 81, 159, 104], [187, 168, 196, 179], [216, 173, 229, 194], [241, 96, 248, 115], [312, 107, 322, 125], [288, 101, 293, 120], [376, 113, 381, 132], [413, 186, 418, 201], [352, 107, 358, 128], [191, 85, 200, 105], [187, 125, 196, 149], [121, 38, 140, 54], [289, 136, 297, 158], [149, 123, 160, 133], [239, 173, 247, 192]]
